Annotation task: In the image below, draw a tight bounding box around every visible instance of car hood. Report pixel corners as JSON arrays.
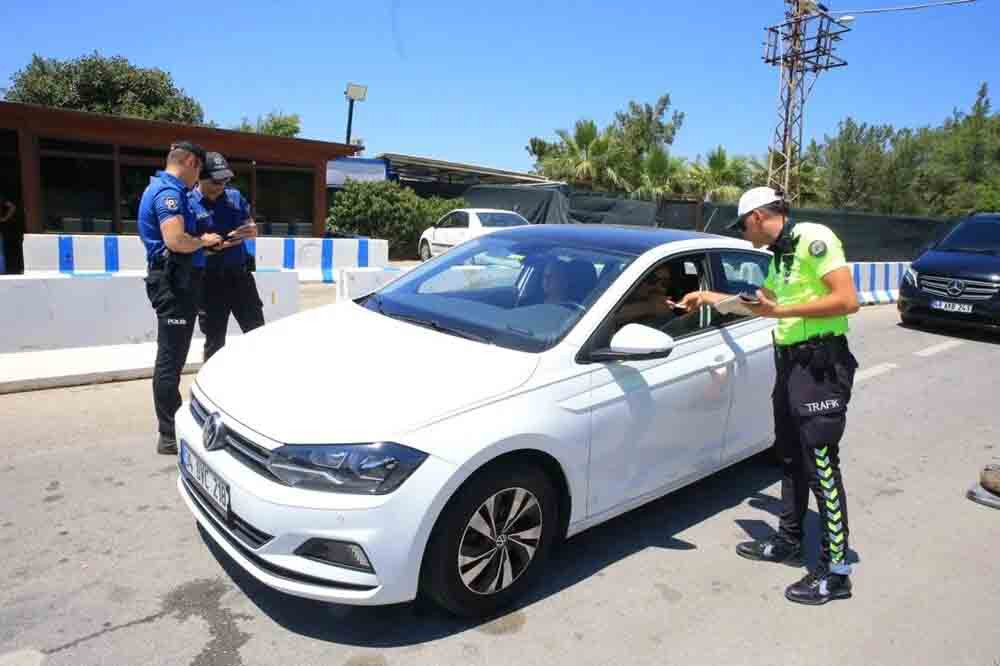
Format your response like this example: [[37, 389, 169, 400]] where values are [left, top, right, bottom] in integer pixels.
[[914, 250, 1000, 280], [195, 303, 539, 445]]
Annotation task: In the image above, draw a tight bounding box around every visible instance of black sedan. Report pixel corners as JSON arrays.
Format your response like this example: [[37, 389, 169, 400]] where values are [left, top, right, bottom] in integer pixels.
[[898, 213, 1000, 332]]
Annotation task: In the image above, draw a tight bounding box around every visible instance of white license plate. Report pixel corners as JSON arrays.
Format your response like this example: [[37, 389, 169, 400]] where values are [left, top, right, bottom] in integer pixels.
[[931, 300, 973, 314], [181, 442, 230, 515]]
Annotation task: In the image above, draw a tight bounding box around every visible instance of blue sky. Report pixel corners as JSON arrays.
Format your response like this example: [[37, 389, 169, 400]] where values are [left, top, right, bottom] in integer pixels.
[[2, 0, 995, 172]]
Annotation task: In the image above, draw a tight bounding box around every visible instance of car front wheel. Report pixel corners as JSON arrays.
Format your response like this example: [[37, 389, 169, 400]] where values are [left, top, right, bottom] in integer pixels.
[[421, 463, 558, 617]]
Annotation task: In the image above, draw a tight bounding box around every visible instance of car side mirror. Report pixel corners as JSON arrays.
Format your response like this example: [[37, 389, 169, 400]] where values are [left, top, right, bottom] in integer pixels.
[[588, 324, 676, 362]]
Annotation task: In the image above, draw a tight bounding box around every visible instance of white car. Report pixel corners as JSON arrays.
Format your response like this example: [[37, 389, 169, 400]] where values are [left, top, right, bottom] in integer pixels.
[[177, 224, 777, 617], [418, 208, 529, 260]]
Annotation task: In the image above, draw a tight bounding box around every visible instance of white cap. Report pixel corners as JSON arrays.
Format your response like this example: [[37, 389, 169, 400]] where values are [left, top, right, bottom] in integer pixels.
[[727, 186, 784, 230]]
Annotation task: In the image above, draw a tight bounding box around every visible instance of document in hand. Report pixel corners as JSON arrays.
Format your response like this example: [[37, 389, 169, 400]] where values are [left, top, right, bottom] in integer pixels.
[[714, 295, 756, 317]]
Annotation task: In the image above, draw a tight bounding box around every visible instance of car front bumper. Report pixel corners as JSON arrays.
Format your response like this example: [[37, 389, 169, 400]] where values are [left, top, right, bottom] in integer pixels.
[[174, 393, 458, 606], [898, 283, 1000, 332]]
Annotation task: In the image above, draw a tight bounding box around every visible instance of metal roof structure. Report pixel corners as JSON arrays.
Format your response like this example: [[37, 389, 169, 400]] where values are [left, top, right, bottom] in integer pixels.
[[376, 152, 558, 186]]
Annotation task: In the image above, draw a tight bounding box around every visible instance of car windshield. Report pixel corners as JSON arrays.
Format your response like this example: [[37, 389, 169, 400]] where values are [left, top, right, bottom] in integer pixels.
[[936, 220, 1000, 254], [477, 212, 529, 228], [363, 235, 636, 353]]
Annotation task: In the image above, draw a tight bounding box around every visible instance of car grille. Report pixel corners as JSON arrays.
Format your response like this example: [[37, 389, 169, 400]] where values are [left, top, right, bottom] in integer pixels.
[[182, 475, 274, 549], [919, 274, 1000, 301], [190, 395, 280, 481]]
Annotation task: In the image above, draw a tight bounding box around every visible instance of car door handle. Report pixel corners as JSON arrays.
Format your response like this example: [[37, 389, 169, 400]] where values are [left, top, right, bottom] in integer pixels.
[[708, 354, 734, 371]]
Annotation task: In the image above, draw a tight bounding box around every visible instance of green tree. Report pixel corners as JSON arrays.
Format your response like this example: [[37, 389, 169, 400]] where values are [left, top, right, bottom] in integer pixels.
[[540, 119, 630, 191], [5, 52, 204, 123], [689, 146, 751, 203], [631, 145, 689, 201], [234, 111, 301, 137], [609, 94, 685, 188], [328, 180, 464, 258]]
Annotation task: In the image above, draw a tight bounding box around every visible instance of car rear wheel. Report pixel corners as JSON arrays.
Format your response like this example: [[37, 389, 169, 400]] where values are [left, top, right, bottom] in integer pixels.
[[420, 462, 558, 617], [420, 241, 432, 261]]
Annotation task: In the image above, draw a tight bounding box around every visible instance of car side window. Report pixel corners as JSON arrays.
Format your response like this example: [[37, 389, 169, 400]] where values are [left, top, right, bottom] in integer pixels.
[[712, 251, 773, 326], [438, 213, 456, 229], [454, 212, 470, 228], [600, 253, 714, 345]]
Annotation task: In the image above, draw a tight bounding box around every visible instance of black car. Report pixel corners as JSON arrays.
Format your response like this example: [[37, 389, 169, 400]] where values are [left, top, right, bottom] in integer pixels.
[[898, 213, 1000, 332]]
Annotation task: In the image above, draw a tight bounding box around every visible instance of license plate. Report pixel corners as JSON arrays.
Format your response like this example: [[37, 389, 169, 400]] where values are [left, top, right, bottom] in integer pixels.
[[181, 442, 230, 516], [931, 300, 973, 314]]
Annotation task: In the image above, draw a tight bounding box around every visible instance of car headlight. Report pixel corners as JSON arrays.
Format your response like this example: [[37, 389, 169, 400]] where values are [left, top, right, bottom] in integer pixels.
[[903, 267, 919, 287], [267, 442, 428, 494]]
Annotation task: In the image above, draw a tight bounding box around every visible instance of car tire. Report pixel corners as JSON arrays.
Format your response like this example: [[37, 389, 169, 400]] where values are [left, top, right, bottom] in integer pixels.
[[420, 462, 559, 618], [420, 241, 432, 261], [901, 315, 920, 328]]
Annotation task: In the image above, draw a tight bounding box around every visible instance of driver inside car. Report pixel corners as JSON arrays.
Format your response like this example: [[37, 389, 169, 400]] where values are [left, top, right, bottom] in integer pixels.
[[541, 258, 573, 304], [613, 263, 683, 330]]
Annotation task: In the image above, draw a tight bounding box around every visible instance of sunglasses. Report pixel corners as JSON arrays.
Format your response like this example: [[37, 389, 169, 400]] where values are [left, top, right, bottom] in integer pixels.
[[210, 178, 231, 186]]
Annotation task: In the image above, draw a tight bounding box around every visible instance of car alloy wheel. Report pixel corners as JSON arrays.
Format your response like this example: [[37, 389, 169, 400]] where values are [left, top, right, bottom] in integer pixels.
[[420, 241, 432, 261], [458, 487, 542, 595]]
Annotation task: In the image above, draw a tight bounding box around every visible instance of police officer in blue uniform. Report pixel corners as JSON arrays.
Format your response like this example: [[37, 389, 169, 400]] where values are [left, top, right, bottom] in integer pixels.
[[189, 152, 264, 361], [138, 142, 224, 454]]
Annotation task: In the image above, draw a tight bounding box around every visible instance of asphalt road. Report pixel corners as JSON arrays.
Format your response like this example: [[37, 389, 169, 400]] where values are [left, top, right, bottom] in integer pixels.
[[2, 305, 998, 666]]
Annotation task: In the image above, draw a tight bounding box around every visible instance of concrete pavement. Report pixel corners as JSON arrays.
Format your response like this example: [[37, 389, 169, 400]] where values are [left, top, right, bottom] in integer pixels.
[[1, 305, 998, 666]]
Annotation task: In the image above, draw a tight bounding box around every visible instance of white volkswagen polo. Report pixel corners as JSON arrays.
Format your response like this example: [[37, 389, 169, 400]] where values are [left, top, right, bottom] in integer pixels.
[[177, 224, 777, 617]]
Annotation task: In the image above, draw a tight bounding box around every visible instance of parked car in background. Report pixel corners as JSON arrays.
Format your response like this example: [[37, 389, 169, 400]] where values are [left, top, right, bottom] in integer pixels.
[[898, 212, 1000, 332], [419, 208, 530, 260], [177, 224, 778, 617]]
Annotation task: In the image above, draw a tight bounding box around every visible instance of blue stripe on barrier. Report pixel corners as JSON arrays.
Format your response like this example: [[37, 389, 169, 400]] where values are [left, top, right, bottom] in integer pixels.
[[58, 236, 74, 273], [244, 238, 256, 262], [853, 264, 862, 291], [104, 236, 119, 272], [282, 238, 296, 269], [869, 262, 876, 295], [321, 238, 335, 283], [884, 264, 891, 294], [358, 238, 369, 267], [0, 242, 6, 274]]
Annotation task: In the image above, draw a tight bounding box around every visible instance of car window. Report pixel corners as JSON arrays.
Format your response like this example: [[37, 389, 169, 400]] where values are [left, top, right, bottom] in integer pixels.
[[369, 236, 636, 353], [935, 219, 1000, 254], [438, 213, 458, 229], [599, 253, 714, 346], [712, 250, 773, 326], [453, 211, 470, 228], [478, 212, 529, 228]]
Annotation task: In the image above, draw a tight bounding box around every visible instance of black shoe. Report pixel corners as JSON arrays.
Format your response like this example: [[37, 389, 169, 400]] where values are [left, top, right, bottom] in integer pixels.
[[785, 571, 852, 605], [736, 537, 804, 566], [157, 435, 178, 455]]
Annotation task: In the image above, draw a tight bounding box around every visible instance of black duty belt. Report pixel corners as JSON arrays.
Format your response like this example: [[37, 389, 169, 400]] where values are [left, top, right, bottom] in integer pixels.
[[775, 334, 848, 366]]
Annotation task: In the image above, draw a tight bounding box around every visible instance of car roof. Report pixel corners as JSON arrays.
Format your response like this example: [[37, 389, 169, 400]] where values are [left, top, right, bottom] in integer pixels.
[[485, 223, 733, 256], [459, 208, 527, 215]]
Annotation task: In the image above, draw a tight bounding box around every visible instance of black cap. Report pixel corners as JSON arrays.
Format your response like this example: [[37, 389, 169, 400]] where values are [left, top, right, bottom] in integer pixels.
[[200, 152, 234, 181], [169, 140, 207, 164]]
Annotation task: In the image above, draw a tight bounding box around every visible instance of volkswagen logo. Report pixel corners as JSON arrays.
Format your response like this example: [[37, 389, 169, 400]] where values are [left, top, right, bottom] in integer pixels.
[[202, 412, 227, 451], [947, 280, 966, 297]]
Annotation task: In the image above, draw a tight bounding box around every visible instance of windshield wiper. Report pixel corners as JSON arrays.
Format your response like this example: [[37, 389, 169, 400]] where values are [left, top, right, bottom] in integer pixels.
[[387, 313, 493, 344]]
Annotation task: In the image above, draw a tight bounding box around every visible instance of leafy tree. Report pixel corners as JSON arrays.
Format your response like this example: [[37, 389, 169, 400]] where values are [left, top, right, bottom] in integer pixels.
[[5, 52, 204, 123], [631, 145, 689, 201], [234, 111, 301, 138], [540, 119, 630, 191], [689, 146, 751, 203], [328, 180, 464, 258]]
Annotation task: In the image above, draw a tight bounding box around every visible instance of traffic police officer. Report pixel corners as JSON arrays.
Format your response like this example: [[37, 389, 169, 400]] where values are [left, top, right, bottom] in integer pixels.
[[680, 186, 861, 605], [138, 141, 223, 455], [188, 152, 264, 361]]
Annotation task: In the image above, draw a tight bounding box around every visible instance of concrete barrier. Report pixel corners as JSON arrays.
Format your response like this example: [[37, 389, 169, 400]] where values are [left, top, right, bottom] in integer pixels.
[[22, 234, 389, 282], [0, 270, 299, 353], [850, 261, 909, 305], [335, 267, 408, 300]]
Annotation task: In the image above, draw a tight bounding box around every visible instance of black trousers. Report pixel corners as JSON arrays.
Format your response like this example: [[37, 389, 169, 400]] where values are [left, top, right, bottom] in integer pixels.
[[145, 265, 203, 439], [198, 266, 265, 362], [774, 335, 859, 574]]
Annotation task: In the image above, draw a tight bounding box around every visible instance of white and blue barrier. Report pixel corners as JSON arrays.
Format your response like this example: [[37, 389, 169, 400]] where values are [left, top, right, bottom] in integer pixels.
[[850, 261, 910, 305], [22, 234, 389, 283], [0, 271, 299, 354]]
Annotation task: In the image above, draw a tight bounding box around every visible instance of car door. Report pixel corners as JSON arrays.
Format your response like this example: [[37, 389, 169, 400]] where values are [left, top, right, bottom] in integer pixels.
[[584, 252, 736, 517], [446, 211, 471, 248], [430, 213, 457, 255], [710, 250, 777, 465]]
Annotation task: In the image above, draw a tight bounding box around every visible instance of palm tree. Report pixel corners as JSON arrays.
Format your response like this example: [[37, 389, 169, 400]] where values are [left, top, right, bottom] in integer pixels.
[[689, 146, 751, 203], [632, 145, 689, 201], [540, 120, 630, 192]]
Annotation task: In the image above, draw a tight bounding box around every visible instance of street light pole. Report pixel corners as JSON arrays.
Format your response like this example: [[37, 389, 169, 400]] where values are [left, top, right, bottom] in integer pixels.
[[346, 98, 356, 145]]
